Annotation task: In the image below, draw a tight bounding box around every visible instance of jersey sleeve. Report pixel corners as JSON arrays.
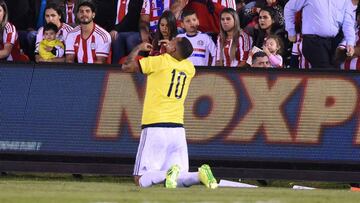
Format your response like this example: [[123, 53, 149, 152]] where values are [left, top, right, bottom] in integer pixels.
[[96, 35, 111, 57], [65, 32, 75, 55], [54, 40, 65, 57], [139, 55, 163, 75], [3, 24, 17, 46]]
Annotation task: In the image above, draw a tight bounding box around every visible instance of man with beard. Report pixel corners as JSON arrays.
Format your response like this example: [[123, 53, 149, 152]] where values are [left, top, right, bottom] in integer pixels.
[[65, 1, 111, 64]]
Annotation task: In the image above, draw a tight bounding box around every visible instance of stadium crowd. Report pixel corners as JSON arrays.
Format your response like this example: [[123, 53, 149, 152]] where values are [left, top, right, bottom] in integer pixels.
[[0, 0, 359, 69]]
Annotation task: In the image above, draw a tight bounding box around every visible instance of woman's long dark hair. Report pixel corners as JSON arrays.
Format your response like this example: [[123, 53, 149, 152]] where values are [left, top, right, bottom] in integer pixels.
[[254, 6, 283, 48], [152, 10, 178, 51], [219, 8, 242, 63]]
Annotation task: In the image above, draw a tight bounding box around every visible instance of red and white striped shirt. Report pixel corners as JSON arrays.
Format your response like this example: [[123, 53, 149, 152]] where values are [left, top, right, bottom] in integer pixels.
[[216, 31, 253, 67], [35, 23, 73, 54], [65, 2, 76, 25], [340, 27, 360, 70], [292, 34, 311, 69], [212, 0, 236, 9], [65, 24, 111, 63], [115, 0, 131, 24], [141, 0, 173, 32], [0, 22, 20, 61]]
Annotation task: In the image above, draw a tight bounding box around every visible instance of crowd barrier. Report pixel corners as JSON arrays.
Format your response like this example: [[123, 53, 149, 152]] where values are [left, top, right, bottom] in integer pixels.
[[1, 62, 360, 181]]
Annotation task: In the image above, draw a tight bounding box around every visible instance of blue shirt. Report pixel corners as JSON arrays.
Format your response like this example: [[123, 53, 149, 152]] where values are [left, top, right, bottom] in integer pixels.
[[284, 0, 356, 46]]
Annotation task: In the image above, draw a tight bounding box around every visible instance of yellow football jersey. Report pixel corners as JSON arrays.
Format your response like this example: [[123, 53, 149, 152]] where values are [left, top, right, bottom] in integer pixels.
[[39, 39, 64, 60], [139, 53, 196, 126]]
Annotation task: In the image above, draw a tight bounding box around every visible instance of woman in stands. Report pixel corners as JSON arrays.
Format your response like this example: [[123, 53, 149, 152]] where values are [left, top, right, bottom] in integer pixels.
[[247, 6, 289, 65], [215, 8, 253, 67], [35, 3, 73, 63], [149, 10, 178, 56], [0, 0, 21, 61]]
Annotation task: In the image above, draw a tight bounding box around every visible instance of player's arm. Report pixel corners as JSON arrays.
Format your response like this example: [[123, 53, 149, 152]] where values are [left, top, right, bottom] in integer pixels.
[[122, 42, 153, 73]]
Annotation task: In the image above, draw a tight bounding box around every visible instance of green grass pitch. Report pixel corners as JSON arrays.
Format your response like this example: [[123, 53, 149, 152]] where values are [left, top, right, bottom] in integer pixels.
[[0, 174, 360, 203]]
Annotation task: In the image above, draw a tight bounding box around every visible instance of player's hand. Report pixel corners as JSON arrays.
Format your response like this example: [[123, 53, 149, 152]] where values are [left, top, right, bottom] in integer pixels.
[[158, 39, 170, 46], [110, 30, 118, 42], [139, 42, 153, 52], [288, 35, 296, 43], [346, 45, 354, 57]]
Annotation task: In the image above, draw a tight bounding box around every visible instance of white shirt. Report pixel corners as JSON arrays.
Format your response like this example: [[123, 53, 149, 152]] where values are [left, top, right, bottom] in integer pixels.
[[177, 32, 216, 66], [65, 24, 111, 63], [284, 0, 356, 45]]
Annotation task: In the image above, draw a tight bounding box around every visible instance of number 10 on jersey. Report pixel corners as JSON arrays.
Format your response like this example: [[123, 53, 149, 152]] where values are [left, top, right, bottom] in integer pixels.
[[167, 69, 187, 99]]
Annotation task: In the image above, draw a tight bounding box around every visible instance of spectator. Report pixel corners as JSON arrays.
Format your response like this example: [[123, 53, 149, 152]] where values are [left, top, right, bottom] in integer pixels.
[[140, 0, 187, 41], [177, 9, 217, 66], [65, 1, 111, 63], [263, 34, 283, 67], [150, 10, 178, 56], [184, 0, 224, 34], [110, 0, 143, 64], [251, 51, 271, 67], [0, 0, 22, 61], [4, 0, 65, 61], [215, 8, 253, 67], [35, 3, 73, 62], [285, 0, 356, 69], [38, 23, 65, 61], [254, 0, 285, 26], [60, 0, 78, 27], [336, 0, 360, 70], [249, 7, 287, 51], [111, 0, 186, 64]]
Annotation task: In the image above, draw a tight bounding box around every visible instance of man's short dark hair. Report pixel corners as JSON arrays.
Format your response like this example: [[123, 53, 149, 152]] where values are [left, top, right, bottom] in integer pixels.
[[77, 0, 96, 13], [43, 23, 59, 34], [177, 37, 193, 59], [181, 9, 196, 20], [252, 51, 268, 64]]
